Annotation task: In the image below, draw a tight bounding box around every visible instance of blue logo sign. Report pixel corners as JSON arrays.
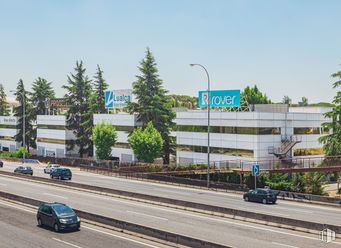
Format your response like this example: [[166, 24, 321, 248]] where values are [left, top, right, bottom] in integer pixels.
[[105, 89, 132, 109], [198, 90, 240, 107], [105, 91, 114, 108], [252, 164, 260, 177]]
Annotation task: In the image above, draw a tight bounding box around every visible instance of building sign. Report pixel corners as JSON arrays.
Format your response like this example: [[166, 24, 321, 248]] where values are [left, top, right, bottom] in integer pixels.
[[49, 98, 68, 108], [2, 117, 17, 125], [105, 89, 132, 108], [198, 90, 240, 107]]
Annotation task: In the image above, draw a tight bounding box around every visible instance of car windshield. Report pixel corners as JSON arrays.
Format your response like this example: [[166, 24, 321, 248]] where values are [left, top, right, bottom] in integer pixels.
[[52, 204, 75, 216]]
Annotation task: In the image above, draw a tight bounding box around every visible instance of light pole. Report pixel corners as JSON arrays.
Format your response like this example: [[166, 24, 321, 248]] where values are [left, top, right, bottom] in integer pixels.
[[11, 90, 25, 164], [190, 63, 211, 188]]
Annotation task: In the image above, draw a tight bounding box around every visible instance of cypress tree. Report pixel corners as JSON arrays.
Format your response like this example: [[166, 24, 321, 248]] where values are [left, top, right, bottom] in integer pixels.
[[0, 84, 10, 116], [92, 65, 108, 113], [128, 48, 175, 164], [63, 61, 93, 157], [13, 79, 35, 151]]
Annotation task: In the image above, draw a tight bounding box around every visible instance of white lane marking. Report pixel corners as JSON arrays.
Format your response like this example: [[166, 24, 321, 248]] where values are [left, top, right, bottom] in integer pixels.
[[0, 183, 7, 186], [52, 238, 84, 248], [0, 200, 36, 213], [126, 210, 168, 221], [82, 225, 161, 248], [43, 193, 68, 199], [272, 242, 300, 248]]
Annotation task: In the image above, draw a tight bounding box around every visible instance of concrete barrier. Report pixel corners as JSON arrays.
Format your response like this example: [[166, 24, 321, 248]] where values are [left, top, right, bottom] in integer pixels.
[[1, 171, 340, 235], [0, 190, 228, 248]]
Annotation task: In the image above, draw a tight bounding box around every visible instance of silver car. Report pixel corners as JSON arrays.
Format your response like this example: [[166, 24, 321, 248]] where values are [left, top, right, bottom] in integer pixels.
[[44, 164, 60, 174]]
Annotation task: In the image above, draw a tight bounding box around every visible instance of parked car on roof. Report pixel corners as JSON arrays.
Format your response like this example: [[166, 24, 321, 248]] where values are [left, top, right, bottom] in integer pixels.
[[37, 202, 80, 232], [50, 168, 72, 180], [44, 164, 60, 174], [14, 166, 33, 176], [243, 188, 277, 204]]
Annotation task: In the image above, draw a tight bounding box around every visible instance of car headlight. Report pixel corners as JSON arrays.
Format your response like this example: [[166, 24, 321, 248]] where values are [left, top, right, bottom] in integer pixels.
[[59, 218, 68, 224], [76, 216, 80, 222]]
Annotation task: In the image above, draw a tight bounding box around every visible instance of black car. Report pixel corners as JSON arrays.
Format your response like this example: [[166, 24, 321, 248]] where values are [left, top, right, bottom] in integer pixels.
[[50, 168, 72, 180], [14, 166, 33, 175], [243, 188, 277, 204], [37, 202, 80, 232]]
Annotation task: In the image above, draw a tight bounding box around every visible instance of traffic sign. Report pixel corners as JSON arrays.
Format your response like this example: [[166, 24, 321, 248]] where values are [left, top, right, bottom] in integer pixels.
[[252, 164, 260, 177]]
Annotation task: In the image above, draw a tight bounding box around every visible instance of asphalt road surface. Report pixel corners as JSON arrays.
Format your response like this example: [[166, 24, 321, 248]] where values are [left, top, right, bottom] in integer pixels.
[[2, 161, 341, 227], [0, 199, 170, 248], [0, 174, 340, 248]]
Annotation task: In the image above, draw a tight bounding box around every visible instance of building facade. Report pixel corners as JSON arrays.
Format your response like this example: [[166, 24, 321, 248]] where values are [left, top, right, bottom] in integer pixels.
[[36, 115, 78, 157], [0, 116, 19, 152], [176, 106, 331, 165]]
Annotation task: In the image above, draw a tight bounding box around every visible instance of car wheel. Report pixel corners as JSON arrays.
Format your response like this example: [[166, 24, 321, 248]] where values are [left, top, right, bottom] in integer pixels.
[[262, 199, 267, 204], [50, 174, 53, 179], [54, 223, 60, 232], [58, 176, 62, 180], [245, 196, 249, 202], [37, 218, 42, 226]]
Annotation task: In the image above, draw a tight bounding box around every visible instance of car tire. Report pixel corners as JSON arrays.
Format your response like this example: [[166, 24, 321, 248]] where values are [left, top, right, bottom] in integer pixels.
[[54, 223, 60, 232], [58, 176, 62, 180], [245, 196, 249, 202], [37, 218, 42, 226], [262, 199, 267, 204], [50, 174, 53, 179]]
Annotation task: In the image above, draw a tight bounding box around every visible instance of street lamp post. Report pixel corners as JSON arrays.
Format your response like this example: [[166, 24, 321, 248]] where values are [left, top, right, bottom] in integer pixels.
[[11, 90, 25, 164], [190, 63, 211, 188]]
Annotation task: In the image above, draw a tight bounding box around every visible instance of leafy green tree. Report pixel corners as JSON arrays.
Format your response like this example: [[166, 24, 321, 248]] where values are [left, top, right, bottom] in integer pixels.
[[63, 61, 93, 157], [93, 122, 117, 160], [265, 173, 293, 191], [91, 65, 108, 113], [301, 96, 308, 106], [169, 94, 198, 109], [129, 122, 164, 163], [30, 77, 55, 115], [291, 173, 306, 193], [13, 79, 35, 151], [282, 95, 292, 105], [241, 85, 271, 105], [0, 84, 9, 116], [128, 48, 175, 164], [304, 172, 326, 195], [319, 67, 341, 156]]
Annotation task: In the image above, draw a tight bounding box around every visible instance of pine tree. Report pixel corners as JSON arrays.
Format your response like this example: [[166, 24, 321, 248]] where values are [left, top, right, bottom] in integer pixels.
[[128, 48, 175, 164], [13, 79, 35, 151], [30, 77, 55, 116], [92, 65, 108, 113], [319, 66, 341, 155], [0, 84, 9, 116], [63, 61, 93, 157]]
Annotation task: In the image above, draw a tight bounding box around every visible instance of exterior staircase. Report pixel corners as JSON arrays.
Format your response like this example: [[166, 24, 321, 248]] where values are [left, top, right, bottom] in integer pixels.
[[268, 135, 301, 159]]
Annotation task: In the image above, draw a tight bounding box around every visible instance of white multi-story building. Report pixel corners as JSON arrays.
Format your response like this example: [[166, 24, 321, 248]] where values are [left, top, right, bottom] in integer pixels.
[[36, 115, 78, 157], [93, 113, 141, 162], [0, 116, 19, 152], [176, 105, 332, 165]]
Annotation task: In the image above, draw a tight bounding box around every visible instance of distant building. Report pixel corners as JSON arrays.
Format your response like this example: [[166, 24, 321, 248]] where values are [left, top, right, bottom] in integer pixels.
[[0, 116, 19, 152], [36, 115, 78, 157]]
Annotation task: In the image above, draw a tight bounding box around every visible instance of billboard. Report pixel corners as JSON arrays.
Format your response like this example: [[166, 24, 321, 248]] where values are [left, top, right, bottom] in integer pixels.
[[105, 89, 132, 108], [198, 90, 240, 108]]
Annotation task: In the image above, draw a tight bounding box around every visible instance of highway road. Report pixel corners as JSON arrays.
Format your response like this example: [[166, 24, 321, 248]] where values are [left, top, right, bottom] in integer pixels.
[[2, 161, 341, 227], [0, 174, 340, 248], [0, 199, 170, 248]]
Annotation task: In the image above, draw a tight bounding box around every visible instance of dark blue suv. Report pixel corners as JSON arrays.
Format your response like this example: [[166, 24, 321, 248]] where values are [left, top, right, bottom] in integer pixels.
[[37, 202, 80, 232], [50, 168, 72, 180]]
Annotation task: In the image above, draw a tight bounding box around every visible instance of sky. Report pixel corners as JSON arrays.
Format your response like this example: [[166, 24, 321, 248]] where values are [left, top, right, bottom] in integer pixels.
[[1, 0, 341, 103]]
